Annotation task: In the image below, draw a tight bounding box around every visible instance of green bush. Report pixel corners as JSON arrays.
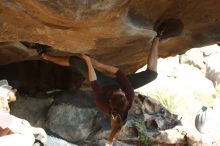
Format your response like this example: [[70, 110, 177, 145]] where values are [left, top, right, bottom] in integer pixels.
[[135, 120, 153, 146], [150, 89, 181, 113]]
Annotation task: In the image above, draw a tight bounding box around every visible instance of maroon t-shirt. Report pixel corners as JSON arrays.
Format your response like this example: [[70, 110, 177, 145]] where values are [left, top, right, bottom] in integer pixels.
[[90, 70, 134, 119]]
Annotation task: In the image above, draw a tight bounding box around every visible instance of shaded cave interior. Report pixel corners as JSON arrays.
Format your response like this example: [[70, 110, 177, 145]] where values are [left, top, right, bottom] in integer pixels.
[[0, 59, 86, 96], [0, 40, 141, 97]]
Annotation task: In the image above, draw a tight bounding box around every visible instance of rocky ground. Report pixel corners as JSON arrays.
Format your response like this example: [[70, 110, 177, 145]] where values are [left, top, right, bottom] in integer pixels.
[[9, 90, 220, 146]]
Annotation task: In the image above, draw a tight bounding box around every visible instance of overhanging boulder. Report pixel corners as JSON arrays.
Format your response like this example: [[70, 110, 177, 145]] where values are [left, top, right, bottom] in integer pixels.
[[1, 0, 220, 73]]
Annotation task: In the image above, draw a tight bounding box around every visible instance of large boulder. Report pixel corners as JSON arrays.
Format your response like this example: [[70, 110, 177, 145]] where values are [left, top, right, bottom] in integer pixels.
[[46, 90, 99, 142], [1, 1, 220, 73], [47, 104, 97, 142], [180, 48, 206, 70], [180, 44, 220, 87], [10, 95, 53, 127]]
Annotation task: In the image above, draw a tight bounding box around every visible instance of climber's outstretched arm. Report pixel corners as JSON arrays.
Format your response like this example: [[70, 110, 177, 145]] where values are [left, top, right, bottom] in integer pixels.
[[81, 54, 97, 82], [41, 53, 70, 66], [147, 37, 159, 72]]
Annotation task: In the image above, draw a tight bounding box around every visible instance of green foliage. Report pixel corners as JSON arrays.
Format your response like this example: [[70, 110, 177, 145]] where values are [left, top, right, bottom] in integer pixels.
[[150, 89, 180, 113], [148, 87, 217, 118], [135, 120, 153, 146]]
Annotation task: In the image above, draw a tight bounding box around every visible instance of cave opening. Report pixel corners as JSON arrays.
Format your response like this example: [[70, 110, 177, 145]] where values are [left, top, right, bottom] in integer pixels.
[[0, 60, 85, 96]]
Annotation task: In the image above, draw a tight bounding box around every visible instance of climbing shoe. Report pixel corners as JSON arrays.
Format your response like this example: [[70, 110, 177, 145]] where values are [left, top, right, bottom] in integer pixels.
[[156, 22, 167, 40], [154, 18, 184, 40], [21, 42, 50, 55], [34, 43, 50, 55]]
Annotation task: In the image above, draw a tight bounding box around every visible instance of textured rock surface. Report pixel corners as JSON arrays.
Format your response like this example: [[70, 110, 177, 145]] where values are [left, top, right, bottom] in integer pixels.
[[10, 91, 181, 145], [181, 45, 220, 87], [47, 104, 97, 142], [1, 0, 220, 73], [10, 95, 53, 127]]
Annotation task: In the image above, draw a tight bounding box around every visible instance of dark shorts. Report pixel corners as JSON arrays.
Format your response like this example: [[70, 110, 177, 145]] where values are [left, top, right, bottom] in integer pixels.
[[69, 56, 157, 89]]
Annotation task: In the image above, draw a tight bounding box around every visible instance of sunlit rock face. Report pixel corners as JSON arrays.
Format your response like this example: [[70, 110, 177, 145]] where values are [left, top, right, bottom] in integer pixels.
[[1, 0, 220, 73]]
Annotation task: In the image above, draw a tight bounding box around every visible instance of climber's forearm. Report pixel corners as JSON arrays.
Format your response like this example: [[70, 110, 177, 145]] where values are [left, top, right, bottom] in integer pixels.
[[81, 54, 97, 81], [147, 37, 159, 72], [88, 63, 97, 82]]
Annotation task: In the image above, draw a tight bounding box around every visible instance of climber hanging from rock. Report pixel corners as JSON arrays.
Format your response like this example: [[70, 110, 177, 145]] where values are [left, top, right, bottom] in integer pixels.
[[33, 36, 159, 145], [23, 18, 183, 145]]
